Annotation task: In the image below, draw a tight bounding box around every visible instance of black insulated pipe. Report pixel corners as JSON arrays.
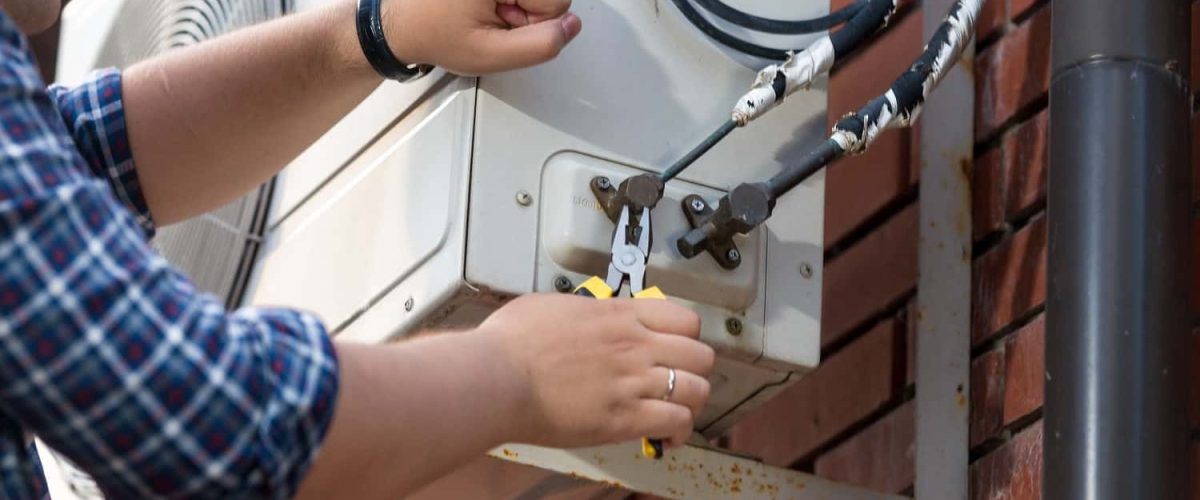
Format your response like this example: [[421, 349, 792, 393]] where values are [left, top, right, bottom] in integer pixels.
[[1045, 0, 1191, 498]]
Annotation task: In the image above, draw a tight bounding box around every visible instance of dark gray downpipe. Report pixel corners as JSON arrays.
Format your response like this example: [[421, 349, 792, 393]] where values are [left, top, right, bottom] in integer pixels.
[[1045, 0, 1191, 498]]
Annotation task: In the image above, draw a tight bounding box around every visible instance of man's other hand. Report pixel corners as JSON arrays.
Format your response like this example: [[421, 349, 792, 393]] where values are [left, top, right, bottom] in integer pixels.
[[382, 0, 583, 75]]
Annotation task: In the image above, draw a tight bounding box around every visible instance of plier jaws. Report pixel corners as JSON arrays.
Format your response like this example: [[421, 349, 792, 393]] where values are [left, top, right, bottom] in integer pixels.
[[604, 205, 651, 295]]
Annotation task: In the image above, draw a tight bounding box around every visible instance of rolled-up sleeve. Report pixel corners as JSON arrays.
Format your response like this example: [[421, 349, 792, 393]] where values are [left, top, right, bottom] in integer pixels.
[[48, 71, 154, 238], [0, 13, 339, 500]]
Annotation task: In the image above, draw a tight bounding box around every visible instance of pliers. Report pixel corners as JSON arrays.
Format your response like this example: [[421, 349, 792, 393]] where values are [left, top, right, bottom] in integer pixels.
[[574, 205, 664, 301], [574, 204, 667, 458]]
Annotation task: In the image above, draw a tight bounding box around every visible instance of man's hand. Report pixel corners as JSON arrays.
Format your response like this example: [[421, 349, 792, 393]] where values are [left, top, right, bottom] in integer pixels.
[[480, 294, 715, 449], [383, 0, 583, 75]]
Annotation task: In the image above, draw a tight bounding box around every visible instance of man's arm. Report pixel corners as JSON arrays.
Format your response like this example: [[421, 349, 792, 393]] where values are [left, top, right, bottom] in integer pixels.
[[122, 0, 581, 225]]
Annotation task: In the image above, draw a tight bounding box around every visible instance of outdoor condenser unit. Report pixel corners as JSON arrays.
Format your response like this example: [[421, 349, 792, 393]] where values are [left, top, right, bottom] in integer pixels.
[[55, 0, 831, 495]]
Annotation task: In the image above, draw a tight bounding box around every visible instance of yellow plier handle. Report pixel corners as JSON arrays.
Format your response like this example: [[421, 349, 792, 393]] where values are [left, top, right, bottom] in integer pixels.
[[574, 276, 667, 459]]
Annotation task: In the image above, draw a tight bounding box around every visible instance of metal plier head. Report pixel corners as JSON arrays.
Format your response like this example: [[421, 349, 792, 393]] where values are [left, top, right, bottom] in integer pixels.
[[604, 205, 652, 295]]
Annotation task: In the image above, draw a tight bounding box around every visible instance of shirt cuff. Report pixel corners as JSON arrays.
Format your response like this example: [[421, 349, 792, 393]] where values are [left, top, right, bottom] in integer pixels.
[[48, 70, 156, 238]]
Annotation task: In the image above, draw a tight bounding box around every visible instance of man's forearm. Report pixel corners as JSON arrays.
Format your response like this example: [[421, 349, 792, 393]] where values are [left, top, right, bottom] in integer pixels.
[[122, 1, 378, 225], [296, 332, 530, 499]]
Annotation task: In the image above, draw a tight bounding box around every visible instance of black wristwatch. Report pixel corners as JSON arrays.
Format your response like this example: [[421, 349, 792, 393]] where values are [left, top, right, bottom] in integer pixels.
[[356, 0, 433, 82]]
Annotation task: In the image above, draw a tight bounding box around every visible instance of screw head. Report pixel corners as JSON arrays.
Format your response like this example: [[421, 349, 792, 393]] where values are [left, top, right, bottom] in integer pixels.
[[690, 198, 706, 213], [726, 248, 741, 262], [596, 177, 613, 190], [553, 275, 573, 293], [799, 262, 814, 279], [725, 318, 743, 336], [515, 191, 533, 206], [404, 297, 415, 312]]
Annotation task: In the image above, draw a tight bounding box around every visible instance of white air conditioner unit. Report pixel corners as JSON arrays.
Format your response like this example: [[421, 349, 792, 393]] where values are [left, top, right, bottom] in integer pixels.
[[56, 0, 830, 496], [245, 0, 829, 436]]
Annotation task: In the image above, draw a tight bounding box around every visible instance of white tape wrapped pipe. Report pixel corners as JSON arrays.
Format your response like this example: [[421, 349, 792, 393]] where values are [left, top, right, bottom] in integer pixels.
[[730, 36, 835, 126]]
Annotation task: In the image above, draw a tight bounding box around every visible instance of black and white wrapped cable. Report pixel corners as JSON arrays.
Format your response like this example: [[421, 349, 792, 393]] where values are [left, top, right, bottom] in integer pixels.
[[676, 0, 985, 258], [732, 0, 898, 126], [831, 0, 981, 154]]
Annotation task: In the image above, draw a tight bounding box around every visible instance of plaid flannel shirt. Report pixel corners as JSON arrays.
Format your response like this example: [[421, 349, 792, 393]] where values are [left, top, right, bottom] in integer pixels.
[[0, 10, 339, 499]]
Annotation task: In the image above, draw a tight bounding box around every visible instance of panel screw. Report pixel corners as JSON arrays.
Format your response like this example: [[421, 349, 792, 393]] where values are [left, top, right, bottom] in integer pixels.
[[515, 191, 533, 206], [726, 248, 741, 262], [799, 262, 814, 279], [725, 318, 743, 336], [553, 275, 573, 293], [596, 177, 612, 190], [690, 198, 706, 213], [404, 297, 415, 312]]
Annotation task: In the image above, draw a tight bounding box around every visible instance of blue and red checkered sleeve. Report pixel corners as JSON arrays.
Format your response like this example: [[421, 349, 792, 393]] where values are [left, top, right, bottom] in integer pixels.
[[0, 11, 339, 500], [48, 71, 154, 239]]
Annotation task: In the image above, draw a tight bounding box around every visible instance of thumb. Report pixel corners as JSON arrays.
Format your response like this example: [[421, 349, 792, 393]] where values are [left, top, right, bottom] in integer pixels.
[[480, 13, 582, 72]]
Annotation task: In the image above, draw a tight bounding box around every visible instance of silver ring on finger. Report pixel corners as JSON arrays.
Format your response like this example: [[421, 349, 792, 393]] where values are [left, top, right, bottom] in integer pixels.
[[662, 368, 677, 402]]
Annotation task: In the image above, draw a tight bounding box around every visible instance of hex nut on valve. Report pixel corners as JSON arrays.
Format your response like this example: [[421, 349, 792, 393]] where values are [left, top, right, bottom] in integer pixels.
[[718, 183, 773, 235]]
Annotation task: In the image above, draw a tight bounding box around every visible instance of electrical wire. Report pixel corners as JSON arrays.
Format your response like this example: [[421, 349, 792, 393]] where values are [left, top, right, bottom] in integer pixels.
[[669, 0, 793, 60], [671, 0, 896, 61], [692, 0, 866, 35]]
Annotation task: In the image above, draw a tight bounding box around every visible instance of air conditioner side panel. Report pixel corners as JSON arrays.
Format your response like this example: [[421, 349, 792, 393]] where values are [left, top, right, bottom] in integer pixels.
[[245, 78, 475, 340]]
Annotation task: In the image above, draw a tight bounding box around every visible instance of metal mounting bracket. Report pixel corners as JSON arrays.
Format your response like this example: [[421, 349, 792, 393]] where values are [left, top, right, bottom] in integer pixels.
[[680, 194, 743, 270]]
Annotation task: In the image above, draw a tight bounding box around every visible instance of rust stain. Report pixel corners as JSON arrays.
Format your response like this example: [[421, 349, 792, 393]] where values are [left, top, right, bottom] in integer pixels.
[[500, 448, 518, 458], [730, 463, 742, 476], [954, 156, 973, 238], [956, 383, 967, 408], [598, 479, 624, 489], [730, 476, 743, 493], [958, 53, 975, 74]]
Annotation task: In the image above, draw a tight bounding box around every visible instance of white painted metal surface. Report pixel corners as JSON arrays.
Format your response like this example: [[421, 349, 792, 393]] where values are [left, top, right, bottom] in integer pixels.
[[490, 442, 906, 500], [914, 0, 974, 497], [247, 76, 476, 340]]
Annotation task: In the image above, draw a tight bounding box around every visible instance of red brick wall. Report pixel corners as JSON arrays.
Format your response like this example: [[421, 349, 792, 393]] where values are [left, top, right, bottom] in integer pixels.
[[720, 1, 1198, 499]]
